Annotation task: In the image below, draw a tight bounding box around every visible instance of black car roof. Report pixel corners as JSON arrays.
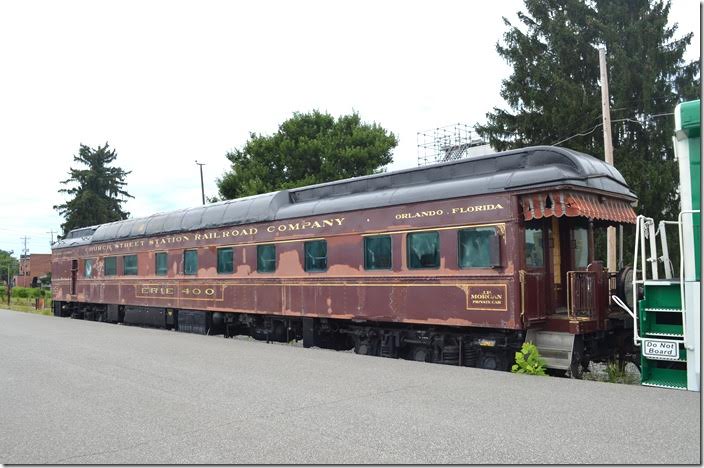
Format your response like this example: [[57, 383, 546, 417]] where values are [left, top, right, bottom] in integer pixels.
[[53, 146, 637, 249]]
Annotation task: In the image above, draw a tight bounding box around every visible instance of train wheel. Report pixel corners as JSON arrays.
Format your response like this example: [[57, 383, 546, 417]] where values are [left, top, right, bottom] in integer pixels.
[[354, 336, 377, 356], [410, 345, 431, 362], [477, 350, 508, 371], [567, 337, 586, 379], [567, 350, 585, 379]]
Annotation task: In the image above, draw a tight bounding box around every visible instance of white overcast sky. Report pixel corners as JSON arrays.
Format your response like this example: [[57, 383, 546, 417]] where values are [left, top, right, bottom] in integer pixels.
[[0, 0, 700, 255]]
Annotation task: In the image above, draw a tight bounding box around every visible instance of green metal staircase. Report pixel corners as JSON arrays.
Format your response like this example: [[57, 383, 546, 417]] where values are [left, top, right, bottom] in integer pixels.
[[638, 281, 688, 389], [613, 99, 699, 391]]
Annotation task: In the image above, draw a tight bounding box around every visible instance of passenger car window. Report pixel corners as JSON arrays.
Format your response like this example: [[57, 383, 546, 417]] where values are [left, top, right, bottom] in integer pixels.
[[217, 247, 234, 274], [407, 232, 440, 269], [573, 227, 589, 269], [123, 255, 138, 275], [155, 252, 168, 276], [458, 227, 500, 268], [84, 259, 94, 278], [304, 240, 327, 272], [104, 257, 117, 276], [364, 236, 391, 270], [525, 228, 544, 267], [184, 250, 198, 275], [257, 244, 276, 273]]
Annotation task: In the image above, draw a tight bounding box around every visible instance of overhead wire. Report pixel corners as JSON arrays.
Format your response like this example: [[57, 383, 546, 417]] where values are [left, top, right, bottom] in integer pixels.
[[550, 112, 674, 146]]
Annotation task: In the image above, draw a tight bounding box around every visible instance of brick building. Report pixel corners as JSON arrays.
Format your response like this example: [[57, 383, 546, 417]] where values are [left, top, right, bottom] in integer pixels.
[[15, 253, 51, 287]]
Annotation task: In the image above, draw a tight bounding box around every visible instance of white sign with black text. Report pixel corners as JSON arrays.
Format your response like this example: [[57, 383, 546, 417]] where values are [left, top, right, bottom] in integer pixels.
[[642, 339, 680, 360]]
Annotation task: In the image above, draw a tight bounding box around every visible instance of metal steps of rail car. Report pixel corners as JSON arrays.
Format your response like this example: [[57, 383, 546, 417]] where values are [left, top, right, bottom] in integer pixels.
[[638, 281, 689, 390]]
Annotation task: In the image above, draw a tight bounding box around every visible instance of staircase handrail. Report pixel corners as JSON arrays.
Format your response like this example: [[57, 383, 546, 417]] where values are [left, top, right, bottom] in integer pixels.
[[678, 209, 700, 352]]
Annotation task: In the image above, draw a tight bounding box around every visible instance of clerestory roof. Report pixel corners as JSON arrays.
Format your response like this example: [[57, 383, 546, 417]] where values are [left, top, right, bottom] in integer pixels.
[[53, 146, 637, 249]]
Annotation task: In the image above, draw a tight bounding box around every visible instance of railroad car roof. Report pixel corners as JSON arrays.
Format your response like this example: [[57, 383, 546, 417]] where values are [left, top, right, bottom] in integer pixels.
[[54, 146, 637, 249]]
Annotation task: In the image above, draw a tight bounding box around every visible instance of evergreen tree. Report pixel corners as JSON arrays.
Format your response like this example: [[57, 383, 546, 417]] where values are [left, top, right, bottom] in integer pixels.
[[217, 111, 398, 199], [0, 250, 18, 286], [54, 143, 133, 236], [477, 0, 699, 228]]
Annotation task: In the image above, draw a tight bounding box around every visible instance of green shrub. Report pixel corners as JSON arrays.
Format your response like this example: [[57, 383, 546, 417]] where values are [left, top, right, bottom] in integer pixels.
[[511, 342, 548, 376], [11, 287, 30, 299], [11, 287, 43, 299]]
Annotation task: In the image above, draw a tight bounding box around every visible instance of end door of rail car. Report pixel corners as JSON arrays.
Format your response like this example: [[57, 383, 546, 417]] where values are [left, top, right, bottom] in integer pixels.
[[522, 216, 595, 320], [70, 259, 78, 296], [521, 220, 549, 322]]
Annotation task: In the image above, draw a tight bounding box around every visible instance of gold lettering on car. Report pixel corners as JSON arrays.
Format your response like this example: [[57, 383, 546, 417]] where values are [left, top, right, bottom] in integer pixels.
[[395, 210, 445, 220], [451, 204, 504, 214], [466, 284, 508, 311], [139, 286, 175, 296], [136, 284, 224, 301]]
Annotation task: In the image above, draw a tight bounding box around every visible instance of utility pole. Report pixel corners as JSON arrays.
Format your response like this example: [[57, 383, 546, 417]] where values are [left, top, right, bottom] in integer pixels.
[[21, 236, 30, 257], [46, 230, 55, 246], [20, 236, 30, 280], [599, 47, 617, 273], [195, 161, 206, 205], [5, 250, 13, 306]]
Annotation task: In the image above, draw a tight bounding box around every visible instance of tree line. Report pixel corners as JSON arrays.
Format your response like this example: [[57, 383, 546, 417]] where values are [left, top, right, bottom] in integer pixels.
[[54, 0, 699, 265]]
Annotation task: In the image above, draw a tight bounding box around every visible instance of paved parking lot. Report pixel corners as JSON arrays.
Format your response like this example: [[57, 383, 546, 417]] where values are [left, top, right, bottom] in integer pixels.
[[0, 309, 700, 464]]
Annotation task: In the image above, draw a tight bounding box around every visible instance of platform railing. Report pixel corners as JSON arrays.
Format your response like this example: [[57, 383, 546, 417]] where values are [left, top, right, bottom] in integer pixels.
[[566, 271, 596, 319], [611, 213, 699, 347]]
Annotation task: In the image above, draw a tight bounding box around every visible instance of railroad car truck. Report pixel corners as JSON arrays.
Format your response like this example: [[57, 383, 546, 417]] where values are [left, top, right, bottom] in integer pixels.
[[52, 145, 639, 375]]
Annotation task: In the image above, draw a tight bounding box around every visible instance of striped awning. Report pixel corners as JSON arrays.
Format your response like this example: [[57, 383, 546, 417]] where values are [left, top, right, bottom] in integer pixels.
[[520, 191, 636, 223]]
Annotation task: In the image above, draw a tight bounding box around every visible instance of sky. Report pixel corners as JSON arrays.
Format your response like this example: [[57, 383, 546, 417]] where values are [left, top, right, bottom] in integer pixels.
[[0, 0, 700, 256]]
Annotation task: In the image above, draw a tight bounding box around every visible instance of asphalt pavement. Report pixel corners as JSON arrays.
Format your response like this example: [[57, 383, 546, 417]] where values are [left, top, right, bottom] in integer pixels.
[[0, 309, 700, 464]]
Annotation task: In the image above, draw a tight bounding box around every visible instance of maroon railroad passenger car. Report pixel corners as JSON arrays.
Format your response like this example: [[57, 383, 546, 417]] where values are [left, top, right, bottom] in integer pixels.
[[52, 146, 637, 374]]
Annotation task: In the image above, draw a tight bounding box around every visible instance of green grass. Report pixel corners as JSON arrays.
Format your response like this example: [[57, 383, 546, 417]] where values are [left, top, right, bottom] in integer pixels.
[[1, 296, 53, 316]]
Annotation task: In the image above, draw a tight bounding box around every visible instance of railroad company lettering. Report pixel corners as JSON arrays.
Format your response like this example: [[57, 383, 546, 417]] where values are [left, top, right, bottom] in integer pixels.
[[148, 235, 191, 246], [266, 218, 345, 233], [85, 244, 114, 253], [85, 217, 346, 254], [194, 228, 257, 240]]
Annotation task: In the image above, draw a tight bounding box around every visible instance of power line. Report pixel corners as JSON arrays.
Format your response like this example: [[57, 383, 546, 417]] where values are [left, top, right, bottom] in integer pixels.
[[551, 122, 604, 146], [543, 98, 678, 147], [550, 112, 675, 146]]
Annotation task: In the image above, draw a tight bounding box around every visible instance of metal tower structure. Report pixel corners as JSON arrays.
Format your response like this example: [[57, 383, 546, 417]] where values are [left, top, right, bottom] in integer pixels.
[[417, 123, 493, 166]]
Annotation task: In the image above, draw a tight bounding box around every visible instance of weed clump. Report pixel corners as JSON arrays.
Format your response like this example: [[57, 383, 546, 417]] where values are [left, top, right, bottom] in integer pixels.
[[511, 342, 548, 376]]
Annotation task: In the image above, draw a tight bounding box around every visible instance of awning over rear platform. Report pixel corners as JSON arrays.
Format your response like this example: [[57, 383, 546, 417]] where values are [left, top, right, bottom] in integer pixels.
[[520, 191, 636, 223]]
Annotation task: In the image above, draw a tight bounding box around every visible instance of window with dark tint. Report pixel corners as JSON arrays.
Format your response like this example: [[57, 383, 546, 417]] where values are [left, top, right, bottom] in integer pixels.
[[217, 247, 234, 274], [364, 236, 391, 270], [155, 252, 168, 276], [184, 250, 198, 275], [84, 259, 94, 278], [123, 255, 138, 275], [525, 228, 544, 267], [104, 257, 117, 276], [257, 244, 276, 273], [573, 227, 589, 269], [458, 227, 500, 268], [304, 240, 327, 271], [407, 232, 440, 269]]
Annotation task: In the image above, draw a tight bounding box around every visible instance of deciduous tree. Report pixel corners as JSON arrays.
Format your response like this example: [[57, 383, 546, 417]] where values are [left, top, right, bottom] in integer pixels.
[[217, 111, 398, 199], [0, 250, 18, 286]]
